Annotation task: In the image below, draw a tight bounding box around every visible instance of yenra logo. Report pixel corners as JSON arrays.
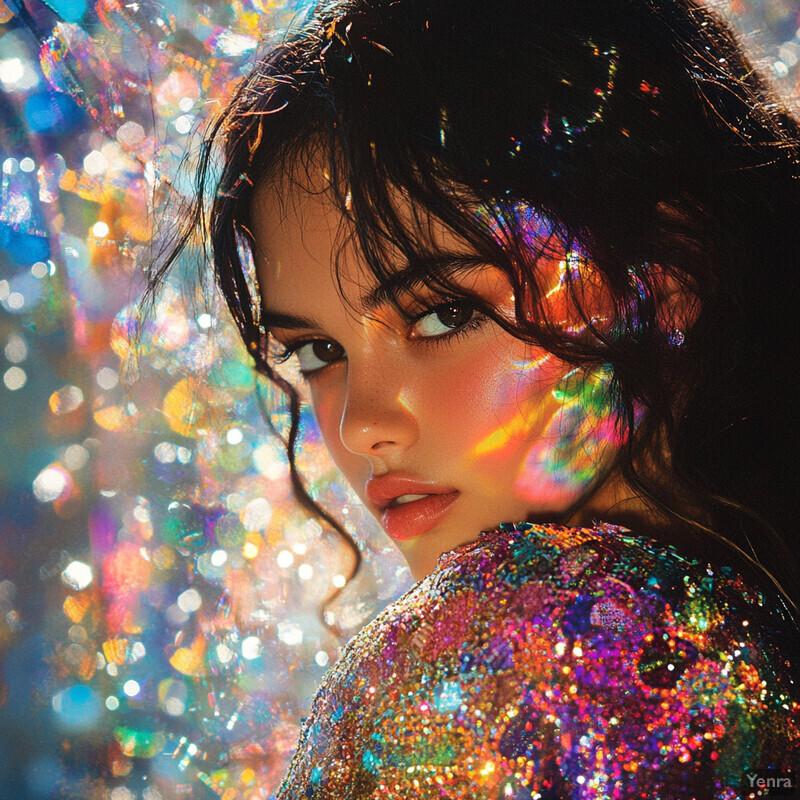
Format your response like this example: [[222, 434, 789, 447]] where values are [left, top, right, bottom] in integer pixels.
[[747, 774, 795, 789]]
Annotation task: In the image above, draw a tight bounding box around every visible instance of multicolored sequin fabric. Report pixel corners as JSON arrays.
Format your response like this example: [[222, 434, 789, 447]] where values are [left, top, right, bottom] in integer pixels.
[[277, 522, 799, 799]]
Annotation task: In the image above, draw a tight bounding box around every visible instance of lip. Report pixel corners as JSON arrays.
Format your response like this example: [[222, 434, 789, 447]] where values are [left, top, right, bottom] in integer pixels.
[[366, 473, 459, 541]]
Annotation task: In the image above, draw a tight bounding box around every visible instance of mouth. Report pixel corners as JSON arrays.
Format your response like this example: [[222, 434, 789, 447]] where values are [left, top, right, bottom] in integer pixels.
[[365, 474, 459, 541]]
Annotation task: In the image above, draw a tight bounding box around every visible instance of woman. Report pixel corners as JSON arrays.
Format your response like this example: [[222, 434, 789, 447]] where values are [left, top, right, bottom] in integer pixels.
[[151, 0, 800, 795]]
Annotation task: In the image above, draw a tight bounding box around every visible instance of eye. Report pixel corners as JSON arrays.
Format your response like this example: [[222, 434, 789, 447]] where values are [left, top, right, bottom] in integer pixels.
[[412, 301, 479, 338], [290, 339, 346, 374]]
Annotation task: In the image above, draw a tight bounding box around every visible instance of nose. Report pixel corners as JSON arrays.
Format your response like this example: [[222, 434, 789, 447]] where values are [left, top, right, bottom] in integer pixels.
[[338, 355, 418, 457]]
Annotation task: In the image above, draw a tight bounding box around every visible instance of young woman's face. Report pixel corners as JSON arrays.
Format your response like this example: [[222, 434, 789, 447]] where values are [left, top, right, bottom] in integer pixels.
[[252, 170, 629, 579]]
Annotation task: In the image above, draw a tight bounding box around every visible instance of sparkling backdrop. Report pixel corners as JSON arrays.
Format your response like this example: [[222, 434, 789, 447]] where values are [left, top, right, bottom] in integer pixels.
[[0, 1, 798, 798]]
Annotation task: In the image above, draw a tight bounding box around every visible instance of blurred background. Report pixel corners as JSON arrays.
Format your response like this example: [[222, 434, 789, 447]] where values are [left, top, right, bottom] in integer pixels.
[[0, 0, 798, 797]]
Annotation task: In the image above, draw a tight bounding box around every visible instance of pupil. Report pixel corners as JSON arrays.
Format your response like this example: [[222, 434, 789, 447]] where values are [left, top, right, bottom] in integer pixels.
[[312, 340, 343, 362], [438, 303, 471, 328]]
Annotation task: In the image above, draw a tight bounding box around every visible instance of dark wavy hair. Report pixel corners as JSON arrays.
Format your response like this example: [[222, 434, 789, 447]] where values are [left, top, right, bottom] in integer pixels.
[[149, 0, 800, 610]]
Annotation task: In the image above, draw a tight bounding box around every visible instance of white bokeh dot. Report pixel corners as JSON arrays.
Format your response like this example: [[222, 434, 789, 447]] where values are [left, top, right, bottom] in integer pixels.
[[174, 114, 194, 134], [5, 334, 28, 363], [96, 367, 119, 390], [32, 465, 68, 502], [177, 588, 202, 613], [83, 150, 108, 175], [61, 561, 93, 590], [7, 292, 24, 310], [242, 498, 272, 531], [315, 650, 330, 667], [241, 636, 261, 660], [216, 643, 234, 664], [3, 367, 26, 391]]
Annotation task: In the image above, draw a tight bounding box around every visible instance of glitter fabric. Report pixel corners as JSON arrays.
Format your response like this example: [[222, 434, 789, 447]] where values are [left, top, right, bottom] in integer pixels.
[[277, 522, 799, 799]]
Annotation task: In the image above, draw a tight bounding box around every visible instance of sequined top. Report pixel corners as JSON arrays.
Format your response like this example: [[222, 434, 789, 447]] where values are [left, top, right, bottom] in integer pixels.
[[276, 523, 799, 799]]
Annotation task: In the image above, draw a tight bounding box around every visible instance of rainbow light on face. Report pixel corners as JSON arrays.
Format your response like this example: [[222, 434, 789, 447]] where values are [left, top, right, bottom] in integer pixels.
[[467, 202, 623, 499], [509, 351, 551, 375], [481, 362, 555, 460], [513, 365, 623, 505]]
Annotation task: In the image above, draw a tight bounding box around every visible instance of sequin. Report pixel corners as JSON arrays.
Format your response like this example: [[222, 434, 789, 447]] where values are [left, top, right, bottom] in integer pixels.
[[277, 523, 799, 798]]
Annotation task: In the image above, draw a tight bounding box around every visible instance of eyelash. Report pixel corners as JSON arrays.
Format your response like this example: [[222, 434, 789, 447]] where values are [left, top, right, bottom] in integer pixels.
[[271, 298, 488, 376], [270, 340, 321, 367], [407, 300, 488, 345], [269, 339, 342, 378]]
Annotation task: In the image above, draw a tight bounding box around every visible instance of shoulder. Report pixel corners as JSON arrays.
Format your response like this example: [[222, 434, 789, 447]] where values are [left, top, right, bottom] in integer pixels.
[[371, 521, 799, 759], [424, 522, 799, 695], [373, 520, 798, 669], [280, 523, 800, 797]]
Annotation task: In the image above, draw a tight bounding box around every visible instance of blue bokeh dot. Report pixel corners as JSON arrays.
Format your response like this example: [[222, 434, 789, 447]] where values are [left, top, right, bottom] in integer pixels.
[[24, 92, 82, 134]]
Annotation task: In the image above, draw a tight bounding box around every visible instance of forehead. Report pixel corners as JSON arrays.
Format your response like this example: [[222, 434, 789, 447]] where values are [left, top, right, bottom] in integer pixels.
[[249, 161, 478, 313], [250, 169, 372, 313]]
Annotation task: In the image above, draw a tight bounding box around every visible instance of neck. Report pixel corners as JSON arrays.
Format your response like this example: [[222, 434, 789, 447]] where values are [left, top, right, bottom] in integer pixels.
[[563, 470, 658, 530]]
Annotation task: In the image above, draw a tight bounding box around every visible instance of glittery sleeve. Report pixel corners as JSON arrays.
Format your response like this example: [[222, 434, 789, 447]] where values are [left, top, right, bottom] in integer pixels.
[[275, 523, 800, 799]]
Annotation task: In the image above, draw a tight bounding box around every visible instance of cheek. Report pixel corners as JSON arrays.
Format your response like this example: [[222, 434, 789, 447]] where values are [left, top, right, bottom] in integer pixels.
[[416, 343, 562, 463]]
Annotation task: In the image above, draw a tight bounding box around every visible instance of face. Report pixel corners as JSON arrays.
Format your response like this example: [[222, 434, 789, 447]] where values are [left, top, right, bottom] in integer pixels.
[[251, 170, 629, 580]]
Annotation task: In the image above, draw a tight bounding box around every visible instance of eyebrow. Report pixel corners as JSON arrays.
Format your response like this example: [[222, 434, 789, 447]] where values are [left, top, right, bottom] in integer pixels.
[[261, 254, 488, 330], [362, 255, 488, 311], [260, 311, 323, 330]]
